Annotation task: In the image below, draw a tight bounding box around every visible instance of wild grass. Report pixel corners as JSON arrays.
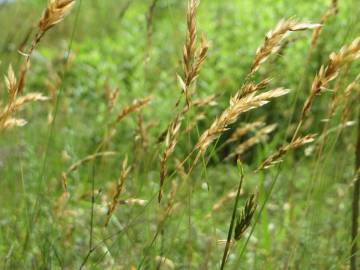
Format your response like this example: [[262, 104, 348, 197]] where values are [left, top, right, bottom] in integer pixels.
[[0, 0, 359, 269]]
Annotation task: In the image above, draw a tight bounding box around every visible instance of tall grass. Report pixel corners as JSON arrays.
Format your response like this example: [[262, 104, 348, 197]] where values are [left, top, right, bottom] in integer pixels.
[[0, 0, 359, 269]]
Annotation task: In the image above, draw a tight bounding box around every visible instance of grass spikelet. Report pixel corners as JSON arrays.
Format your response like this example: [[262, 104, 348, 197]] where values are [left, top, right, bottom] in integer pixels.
[[3, 118, 28, 129], [257, 134, 316, 171], [5, 93, 49, 112], [159, 119, 181, 202], [104, 156, 131, 227], [234, 193, 258, 240], [115, 96, 152, 123], [17, 0, 76, 93], [4, 65, 17, 95], [301, 37, 360, 121], [0, 68, 48, 130], [195, 87, 289, 159], [251, 19, 321, 74], [158, 0, 208, 201], [179, 0, 209, 108], [39, 0, 76, 32]]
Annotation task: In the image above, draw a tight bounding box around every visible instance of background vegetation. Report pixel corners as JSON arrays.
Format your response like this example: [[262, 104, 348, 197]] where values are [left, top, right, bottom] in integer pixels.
[[0, 0, 359, 269]]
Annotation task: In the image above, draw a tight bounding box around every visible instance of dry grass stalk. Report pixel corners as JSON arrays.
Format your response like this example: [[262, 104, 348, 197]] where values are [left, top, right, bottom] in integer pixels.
[[194, 87, 289, 159], [17, 0, 76, 93], [251, 19, 321, 74], [180, 0, 206, 106], [257, 134, 316, 171], [2, 92, 49, 113], [159, 119, 181, 202], [311, 0, 338, 49], [0, 66, 49, 130], [237, 79, 271, 99], [0, 66, 19, 129], [158, 0, 209, 202], [61, 151, 116, 190], [115, 96, 152, 123], [104, 156, 131, 227], [39, 0, 76, 32], [3, 118, 28, 129], [226, 124, 277, 160], [118, 198, 147, 206], [222, 120, 265, 147], [301, 37, 360, 121], [234, 193, 257, 240]]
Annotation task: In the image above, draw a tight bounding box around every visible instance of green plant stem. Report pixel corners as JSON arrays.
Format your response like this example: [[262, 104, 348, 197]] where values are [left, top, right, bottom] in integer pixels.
[[220, 160, 244, 270], [351, 110, 360, 270]]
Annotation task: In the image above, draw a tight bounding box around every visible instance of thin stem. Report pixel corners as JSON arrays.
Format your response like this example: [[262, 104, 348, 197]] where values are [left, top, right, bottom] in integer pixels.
[[220, 160, 244, 270], [351, 109, 360, 270]]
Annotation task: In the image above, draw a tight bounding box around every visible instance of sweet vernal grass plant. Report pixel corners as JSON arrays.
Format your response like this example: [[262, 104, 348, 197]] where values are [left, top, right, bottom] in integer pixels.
[[1, 0, 360, 269]]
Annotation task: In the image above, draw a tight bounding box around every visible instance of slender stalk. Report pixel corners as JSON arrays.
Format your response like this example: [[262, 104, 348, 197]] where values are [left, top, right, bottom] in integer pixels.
[[351, 110, 360, 270], [220, 160, 244, 270]]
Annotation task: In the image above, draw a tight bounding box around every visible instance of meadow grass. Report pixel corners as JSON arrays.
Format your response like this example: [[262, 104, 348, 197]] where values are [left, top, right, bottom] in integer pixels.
[[0, 0, 360, 269]]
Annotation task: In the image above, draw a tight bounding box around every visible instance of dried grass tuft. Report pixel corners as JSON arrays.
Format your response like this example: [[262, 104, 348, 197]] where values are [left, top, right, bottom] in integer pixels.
[[116, 96, 152, 123]]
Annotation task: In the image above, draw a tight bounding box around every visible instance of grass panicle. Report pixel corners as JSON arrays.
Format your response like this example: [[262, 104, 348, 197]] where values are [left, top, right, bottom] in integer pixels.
[[104, 156, 132, 227]]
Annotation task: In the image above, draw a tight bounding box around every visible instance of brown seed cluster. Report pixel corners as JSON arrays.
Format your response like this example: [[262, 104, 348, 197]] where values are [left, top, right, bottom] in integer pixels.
[[105, 156, 132, 226], [257, 134, 316, 171], [301, 37, 360, 121], [251, 20, 321, 74]]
